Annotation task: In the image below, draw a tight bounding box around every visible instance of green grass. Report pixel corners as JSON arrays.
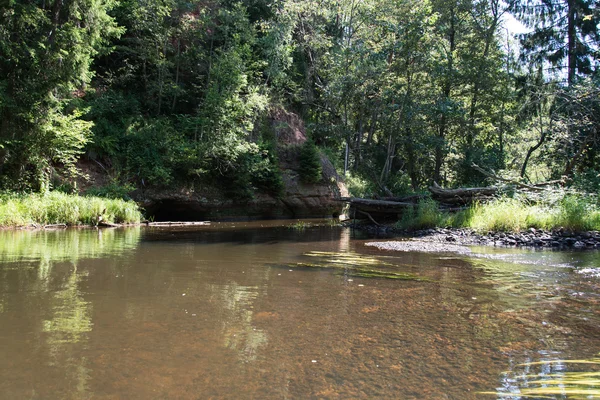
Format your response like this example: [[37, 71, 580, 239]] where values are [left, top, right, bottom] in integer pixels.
[[0, 192, 143, 227], [395, 196, 600, 233]]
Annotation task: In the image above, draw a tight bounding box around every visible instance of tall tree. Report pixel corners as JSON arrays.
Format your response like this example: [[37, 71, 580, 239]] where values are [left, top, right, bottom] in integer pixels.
[[511, 0, 600, 84], [0, 0, 122, 190]]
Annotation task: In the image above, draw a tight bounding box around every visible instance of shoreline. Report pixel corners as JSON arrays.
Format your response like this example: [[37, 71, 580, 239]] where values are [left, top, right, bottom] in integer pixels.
[[353, 224, 600, 250]]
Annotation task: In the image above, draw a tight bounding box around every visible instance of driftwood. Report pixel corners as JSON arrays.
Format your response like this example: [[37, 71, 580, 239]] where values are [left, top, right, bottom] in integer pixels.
[[381, 194, 428, 203], [43, 224, 67, 229], [429, 182, 498, 198], [98, 221, 120, 228], [339, 181, 500, 222], [356, 210, 383, 226], [146, 221, 211, 226], [339, 163, 567, 225], [337, 197, 413, 213]]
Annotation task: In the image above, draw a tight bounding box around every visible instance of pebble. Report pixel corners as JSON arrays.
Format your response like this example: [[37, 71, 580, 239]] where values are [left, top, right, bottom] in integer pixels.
[[354, 223, 600, 250]]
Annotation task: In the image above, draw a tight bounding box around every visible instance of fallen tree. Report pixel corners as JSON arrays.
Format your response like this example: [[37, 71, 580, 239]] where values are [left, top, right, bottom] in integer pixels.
[[339, 164, 566, 222]]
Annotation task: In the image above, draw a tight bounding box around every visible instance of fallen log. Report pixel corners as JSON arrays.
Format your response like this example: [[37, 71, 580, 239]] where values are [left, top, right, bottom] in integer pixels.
[[98, 221, 120, 228], [356, 210, 383, 226], [43, 224, 67, 229], [146, 221, 211, 226], [381, 194, 427, 203], [433, 195, 496, 205], [429, 182, 498, 198], [336, 197, 414, 213]]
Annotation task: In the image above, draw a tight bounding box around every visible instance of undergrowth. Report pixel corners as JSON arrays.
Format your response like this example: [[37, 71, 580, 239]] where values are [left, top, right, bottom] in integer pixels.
[[0, 192, 142, 227], [395, 195, 600, 232]]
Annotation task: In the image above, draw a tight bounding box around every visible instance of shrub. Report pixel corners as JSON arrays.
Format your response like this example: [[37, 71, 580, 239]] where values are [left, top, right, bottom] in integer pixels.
[[298, 140, 322, 183], [85, 181, 136, 200]]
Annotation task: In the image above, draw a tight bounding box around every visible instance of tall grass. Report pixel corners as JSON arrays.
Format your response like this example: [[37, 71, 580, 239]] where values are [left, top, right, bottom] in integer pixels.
[[396, 199, 460, 230], [0, 192, 143, 227], [395, 196, 600, 232]]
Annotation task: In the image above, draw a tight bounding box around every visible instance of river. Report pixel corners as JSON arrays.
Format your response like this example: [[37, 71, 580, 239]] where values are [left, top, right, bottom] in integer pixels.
[[0, 221, 599, 399]]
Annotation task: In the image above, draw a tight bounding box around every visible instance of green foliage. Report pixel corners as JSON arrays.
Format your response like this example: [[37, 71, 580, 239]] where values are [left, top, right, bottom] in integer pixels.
[[1, 0, 598, 201], [345, 173, 377, 198], [298, 140, 322, 184], [122, 119, 186, 185], [84, 91, 141, 158], [85, 181, 136, 200], [396, 199, 456, 230], [468, 198, 552, 232], [392, 195, 600, 232], [0, 0, 122, 190], [0, 192, 142, 227], [250, 141, 284, 197], [572, 169, 600, 194], [467, 196, 600, 232]]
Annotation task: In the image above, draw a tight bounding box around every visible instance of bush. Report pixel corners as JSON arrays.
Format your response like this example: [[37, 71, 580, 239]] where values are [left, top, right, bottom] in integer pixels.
[[85, 181, 136, 200], [299, 140, 322, 183], [250, 141, 284, 197]]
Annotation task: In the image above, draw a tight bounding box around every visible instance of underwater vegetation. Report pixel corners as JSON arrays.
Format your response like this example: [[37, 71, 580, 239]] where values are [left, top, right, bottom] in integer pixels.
[[482, 356, 600, 399], [273, 251, 426, 281]]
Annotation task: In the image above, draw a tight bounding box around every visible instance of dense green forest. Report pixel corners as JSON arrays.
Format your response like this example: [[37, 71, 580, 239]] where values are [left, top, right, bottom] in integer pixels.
[[0, 0, 599, 199]]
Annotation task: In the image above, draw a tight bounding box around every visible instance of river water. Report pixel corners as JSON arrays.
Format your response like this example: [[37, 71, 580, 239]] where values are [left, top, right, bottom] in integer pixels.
[[1, 221, 600, 399]]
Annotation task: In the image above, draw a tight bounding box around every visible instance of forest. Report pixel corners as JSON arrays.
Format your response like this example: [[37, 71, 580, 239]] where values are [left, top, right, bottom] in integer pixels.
[[0, 0, 599, 226]]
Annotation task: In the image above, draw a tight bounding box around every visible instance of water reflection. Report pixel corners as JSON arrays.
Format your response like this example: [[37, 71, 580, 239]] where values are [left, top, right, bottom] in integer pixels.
[[0, 227, 141, 262], [213, 282, 268, 362], [0, 225, 599, 399], [493, 354, 600, 398], [0, 228, 141, 399]]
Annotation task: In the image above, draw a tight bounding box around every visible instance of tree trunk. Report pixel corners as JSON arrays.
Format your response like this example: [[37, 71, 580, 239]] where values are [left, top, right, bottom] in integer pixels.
[[567, 0, 576, 85], [434, 6, 456, 184], [520, 106, 546, 177]]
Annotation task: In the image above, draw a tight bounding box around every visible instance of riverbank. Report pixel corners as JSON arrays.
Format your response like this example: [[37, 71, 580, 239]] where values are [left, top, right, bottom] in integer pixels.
[[356, 224, 600, 250], [0, 192, 142, 228], [349, 195, 600, 249]]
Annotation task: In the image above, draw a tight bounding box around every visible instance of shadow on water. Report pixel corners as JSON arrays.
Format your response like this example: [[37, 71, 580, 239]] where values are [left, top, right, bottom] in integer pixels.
[[141, 219, 390, 246]]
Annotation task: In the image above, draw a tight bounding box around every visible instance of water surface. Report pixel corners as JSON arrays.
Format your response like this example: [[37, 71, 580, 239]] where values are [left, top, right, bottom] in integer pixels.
[[1, 222, 600, 399]]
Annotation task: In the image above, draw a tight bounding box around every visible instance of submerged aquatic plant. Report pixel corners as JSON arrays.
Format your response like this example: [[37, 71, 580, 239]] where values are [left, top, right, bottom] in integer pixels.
[[481, 356, 600, 399], [274, 251, 426, 281]]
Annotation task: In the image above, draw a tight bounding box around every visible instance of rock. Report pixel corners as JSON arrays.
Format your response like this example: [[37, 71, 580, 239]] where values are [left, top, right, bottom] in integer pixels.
[[565, 237, 577, 246], [573, 241, 586, 248]]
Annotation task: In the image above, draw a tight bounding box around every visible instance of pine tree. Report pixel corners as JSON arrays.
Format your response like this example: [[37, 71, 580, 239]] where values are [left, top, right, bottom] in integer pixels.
[[511, 0, 600, 84]]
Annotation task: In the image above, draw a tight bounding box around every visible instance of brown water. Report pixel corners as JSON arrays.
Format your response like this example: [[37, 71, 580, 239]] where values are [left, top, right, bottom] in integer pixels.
[[1, 222, 600, 399]]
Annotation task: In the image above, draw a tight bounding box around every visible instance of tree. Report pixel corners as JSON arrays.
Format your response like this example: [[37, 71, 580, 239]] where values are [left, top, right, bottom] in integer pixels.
[[511, 0, 600, 84], [0, 0, 122, 190]]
